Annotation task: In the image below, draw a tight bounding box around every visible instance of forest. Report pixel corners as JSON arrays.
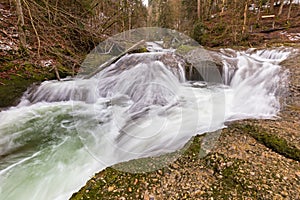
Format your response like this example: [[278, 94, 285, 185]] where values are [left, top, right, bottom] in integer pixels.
[[1, 1, 298, 104], [3, 0, 300, 65]]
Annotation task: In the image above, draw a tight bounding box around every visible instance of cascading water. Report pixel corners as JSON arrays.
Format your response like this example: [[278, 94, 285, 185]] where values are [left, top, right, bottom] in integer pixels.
[[221, 48, 291, 120], [0, 47, 293, 200]]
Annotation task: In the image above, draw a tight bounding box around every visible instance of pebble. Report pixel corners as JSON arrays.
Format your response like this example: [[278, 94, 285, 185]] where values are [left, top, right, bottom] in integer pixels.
[[217, 175, 223, 179], [152, 178, 158, 182], [143, 191, 149, 200], [192, 190, 205, 195], [108, 186, 114, 192], [281, 191, 288, 197], [171, 163, 179, 169], [149, 195, 155, 200]]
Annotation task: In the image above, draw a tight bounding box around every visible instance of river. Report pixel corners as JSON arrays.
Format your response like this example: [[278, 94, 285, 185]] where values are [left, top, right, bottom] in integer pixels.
[[0, 45, 294, 199]]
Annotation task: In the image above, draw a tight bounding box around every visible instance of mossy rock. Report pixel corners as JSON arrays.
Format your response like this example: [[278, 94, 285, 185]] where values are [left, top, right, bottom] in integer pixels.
[[70, 134, 207, 200], [234, 124, 300, 162], [176, 45, 198, 55], [0, 62, 60, 108]]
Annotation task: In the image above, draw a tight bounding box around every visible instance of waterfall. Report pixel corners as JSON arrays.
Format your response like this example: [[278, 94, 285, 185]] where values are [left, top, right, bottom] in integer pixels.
[[0, 47, 293, 200], [220, 48, 291, 120]]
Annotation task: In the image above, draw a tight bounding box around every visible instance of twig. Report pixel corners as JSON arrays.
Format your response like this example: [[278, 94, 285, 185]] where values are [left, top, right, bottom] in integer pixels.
[[47, 48, 81, 65], [0, 29, 14, 41], [49, 66, 61, 81], [72, 63, 75, 78], [41, 0, 51, 22], [28, 0, 82, 21], [260, 27, 286, 33], [15, 74, 24, 78], [54, 66, 61, 81], [22, 0, 40, 58], [53, 0, 58, 22]]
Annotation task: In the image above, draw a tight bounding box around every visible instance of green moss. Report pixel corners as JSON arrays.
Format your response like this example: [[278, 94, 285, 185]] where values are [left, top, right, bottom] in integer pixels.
[[70, 135, 206, 199], [0, 62, 57, 108], [181, 135, 205, 159], [81, 54, 113, 75], [203, 153, 258, 199], [70, 167, 152, 200], [0, 62, 15, 72], [0, 76, 34, 107], [129, 47, 149, 54], [0, 55, 14, 63], [176, 45, 198, 55], [192, 21, 208, 45], [235, 124, 300, 162], [70, 121, 300, 199]]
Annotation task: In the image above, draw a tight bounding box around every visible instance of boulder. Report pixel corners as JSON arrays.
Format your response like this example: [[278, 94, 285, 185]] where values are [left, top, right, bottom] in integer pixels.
[[182, 47, 224, 83]]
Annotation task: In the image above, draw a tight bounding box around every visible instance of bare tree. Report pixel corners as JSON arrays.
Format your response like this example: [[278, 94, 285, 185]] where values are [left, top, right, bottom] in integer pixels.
[[278, 0, 284, 16], [242, 0, 249, 34], [256, 0, 263, 22], [198, 0, 201, 18], [287, 0, 293, 20], [221, 0, 226, 13], [270, 0, 275, 12], [14, 0, 26, 49]]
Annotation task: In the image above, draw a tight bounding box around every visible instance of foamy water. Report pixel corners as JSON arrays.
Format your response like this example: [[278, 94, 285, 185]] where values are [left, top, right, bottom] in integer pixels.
[[0, 47, 293, 200]]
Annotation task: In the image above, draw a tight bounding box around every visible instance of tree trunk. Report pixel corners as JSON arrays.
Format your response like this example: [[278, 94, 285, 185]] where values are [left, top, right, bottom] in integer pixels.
[[278, 0, 284, 16], [270, 0, 275, 13], [197, 0, 201, 19], [14, 0, 26, 49], [287, 0, 293, 20], [221, 0, 225, 13], [242, 0, 249, 34], [256, 0, 263, 22]]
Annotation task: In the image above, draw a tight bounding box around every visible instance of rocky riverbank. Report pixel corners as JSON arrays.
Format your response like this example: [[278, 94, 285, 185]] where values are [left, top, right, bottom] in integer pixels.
[[70, 46, 300, 200], [1, 2, 299, 199]]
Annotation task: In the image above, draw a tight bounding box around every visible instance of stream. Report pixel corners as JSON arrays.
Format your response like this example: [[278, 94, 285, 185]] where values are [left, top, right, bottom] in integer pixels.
[[0, 44, 294, 199]]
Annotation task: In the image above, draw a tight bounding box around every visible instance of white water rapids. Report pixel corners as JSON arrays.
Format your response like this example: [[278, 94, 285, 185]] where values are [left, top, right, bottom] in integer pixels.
[[0, 47, 293, 200]]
